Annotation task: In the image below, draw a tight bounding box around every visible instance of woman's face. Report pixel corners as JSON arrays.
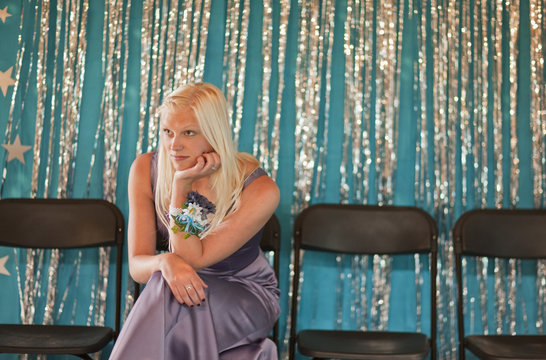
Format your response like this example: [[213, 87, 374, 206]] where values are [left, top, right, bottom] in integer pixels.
[[161, 107, 214, 171]]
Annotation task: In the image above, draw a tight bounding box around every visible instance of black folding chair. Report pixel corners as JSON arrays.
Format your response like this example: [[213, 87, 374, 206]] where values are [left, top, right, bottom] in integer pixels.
[[290, 204, 437, 360], [0, 198, 124, 360], [259, 214, 281, 345], [453, 209, 546, 360]]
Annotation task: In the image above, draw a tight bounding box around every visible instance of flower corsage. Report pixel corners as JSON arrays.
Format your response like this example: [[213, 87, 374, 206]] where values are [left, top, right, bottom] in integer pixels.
[[170, 191, 216, 239]]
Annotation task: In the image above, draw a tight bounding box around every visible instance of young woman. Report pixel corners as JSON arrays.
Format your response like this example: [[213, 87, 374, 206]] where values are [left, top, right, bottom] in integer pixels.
[[109, 83, 281, 359]]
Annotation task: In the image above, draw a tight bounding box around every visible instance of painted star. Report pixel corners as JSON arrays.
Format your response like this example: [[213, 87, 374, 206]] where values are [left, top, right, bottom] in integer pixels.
[[0, 255, 9, 276], [0, 6, 11, 23], [2, 135, 32, 164], [0, 67, 16, 96]]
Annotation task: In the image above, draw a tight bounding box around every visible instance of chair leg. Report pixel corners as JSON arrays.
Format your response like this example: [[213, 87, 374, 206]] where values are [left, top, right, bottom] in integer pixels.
[[459, 343, 465, 360]]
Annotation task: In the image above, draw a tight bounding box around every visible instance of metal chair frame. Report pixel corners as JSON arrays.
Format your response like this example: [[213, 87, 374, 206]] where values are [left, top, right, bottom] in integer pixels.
[[289, 203, 438, 360], [453, 208, 546, 360], [0, 198, 124, 360]]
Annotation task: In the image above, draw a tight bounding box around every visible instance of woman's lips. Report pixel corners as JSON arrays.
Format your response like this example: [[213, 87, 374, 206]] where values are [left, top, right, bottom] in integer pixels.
[[171, 154, 189, 161]]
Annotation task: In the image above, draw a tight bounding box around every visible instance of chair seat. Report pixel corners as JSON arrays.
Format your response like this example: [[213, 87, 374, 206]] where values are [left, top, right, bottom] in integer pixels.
[[219, 338, 277, 359], [465, 335, 546, 360], [0, 324, 114, 354], [297, 330, 430, 360]]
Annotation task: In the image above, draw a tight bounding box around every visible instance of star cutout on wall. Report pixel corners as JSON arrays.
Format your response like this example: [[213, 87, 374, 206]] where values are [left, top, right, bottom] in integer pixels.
[[0, 255, 9, 276], [0, 6, 11, 23], [2, 135, 32, 164], [0, 67, 16, 96]]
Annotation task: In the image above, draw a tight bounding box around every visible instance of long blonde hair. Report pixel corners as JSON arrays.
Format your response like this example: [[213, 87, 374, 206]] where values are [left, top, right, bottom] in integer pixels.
[[155, 83, 257, 236]]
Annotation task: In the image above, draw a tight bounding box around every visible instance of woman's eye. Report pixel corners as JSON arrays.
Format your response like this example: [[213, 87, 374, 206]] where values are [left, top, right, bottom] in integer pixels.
[[162, 128, 172, 135], [184, 130, 196, 136]]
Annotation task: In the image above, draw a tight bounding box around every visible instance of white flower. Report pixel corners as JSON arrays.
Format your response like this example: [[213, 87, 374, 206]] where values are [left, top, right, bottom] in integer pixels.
[[183, 203, 207, 226]]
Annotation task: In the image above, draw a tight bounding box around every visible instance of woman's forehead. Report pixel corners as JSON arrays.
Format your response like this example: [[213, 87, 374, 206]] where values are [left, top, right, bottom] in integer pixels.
[[163, 107, 198, 125]]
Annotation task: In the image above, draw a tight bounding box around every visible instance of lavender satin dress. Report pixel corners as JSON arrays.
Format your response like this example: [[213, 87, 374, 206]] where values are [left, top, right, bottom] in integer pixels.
[[109, 155, 281, 360]]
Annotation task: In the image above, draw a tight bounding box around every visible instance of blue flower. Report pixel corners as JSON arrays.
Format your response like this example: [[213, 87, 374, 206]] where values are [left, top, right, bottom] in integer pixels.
[[171, 191, 216, 238]]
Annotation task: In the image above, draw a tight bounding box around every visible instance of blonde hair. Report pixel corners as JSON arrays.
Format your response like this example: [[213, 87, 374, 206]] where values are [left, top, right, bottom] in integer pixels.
[[155, 82, 258, 236]]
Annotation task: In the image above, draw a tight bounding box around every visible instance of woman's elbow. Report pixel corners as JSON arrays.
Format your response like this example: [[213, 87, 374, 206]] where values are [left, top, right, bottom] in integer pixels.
[[128, 257, 151, 284], [128, 265, 144, 284]]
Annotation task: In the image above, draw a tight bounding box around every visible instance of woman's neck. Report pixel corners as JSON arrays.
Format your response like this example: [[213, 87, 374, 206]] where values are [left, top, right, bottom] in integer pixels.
[[191, 177, 215, 202]]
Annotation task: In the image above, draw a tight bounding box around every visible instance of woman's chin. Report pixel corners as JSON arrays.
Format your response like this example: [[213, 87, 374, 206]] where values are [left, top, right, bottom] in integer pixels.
[[170, 160, 192, 171]]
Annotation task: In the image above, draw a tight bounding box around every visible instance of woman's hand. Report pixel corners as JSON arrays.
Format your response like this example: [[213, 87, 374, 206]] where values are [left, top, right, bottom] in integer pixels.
[[160, 252, 208, 306], [171, 152, 221, 205], [174, 152, 221, 185]]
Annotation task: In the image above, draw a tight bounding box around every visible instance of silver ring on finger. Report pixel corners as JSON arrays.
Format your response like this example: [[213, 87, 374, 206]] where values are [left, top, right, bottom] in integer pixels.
[[186, 285, 193, 291]]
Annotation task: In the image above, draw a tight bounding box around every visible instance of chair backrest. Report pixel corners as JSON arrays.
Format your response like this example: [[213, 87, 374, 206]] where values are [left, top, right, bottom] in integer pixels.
[[453, 208, 546, 356], [0, 198, 125, 335], [453, 209, 546, 259], [290, 204, 438, 360], [260, 214, 281, 346], [295, 204, 437, 254], [260, 214, 281, 278]]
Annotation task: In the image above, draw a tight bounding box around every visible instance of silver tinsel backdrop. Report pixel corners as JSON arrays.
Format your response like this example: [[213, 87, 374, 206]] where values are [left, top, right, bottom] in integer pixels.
[[0, 0, 543, 359]]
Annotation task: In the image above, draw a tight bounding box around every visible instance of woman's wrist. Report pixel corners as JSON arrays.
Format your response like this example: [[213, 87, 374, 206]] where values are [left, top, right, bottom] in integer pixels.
[[169, 191, 216, 239], [170, 182, 192, 207], [158, 252, 177, 273]]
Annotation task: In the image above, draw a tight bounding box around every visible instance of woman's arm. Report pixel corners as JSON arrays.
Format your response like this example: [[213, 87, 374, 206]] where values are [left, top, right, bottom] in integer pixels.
[[169, 163, 280, 270], [128, 153, 207, 305]]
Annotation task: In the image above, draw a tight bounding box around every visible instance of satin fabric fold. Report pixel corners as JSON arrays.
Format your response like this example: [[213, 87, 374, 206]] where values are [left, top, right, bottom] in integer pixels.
[[109, 253, 280, 360]]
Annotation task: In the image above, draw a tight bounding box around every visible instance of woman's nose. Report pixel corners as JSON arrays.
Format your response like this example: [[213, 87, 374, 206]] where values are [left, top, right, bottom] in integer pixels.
[[169, 136, 183, 151]]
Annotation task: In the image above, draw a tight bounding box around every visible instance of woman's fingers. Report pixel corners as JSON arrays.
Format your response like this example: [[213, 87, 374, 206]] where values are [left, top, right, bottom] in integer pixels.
[[188, 275, 208, 304], [171, 284, 185, 304], [192, 157, 206, 171], [165, 275, 203, 306], [201, 152, 221, 172], [161, 254, 208, 306], [178, 285, 194, 306], [185, 283, 203, 306], [173, 152, 220, 183], [189, 155, 216, 175], [170, 277, 207, 306], [171, 282, 196, 306], [193, 281, 207, 302], [185, 283, 198, 304]]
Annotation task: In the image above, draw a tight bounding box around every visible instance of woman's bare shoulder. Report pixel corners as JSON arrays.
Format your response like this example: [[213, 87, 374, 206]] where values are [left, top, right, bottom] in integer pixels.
[[129, 152, 155, 194], [239, 154, 278, 194], [237, 152, 261, 176], [239, 158, 280, 212], [131, 152, 154, 174]]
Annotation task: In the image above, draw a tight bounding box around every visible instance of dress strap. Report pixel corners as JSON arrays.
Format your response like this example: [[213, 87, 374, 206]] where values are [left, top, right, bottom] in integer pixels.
[[150, 152, 158, 194], [244, 168, 267, 188]]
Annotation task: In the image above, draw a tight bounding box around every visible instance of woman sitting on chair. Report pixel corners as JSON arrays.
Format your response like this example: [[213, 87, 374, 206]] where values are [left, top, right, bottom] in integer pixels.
[[110, 82, 281, 360]]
